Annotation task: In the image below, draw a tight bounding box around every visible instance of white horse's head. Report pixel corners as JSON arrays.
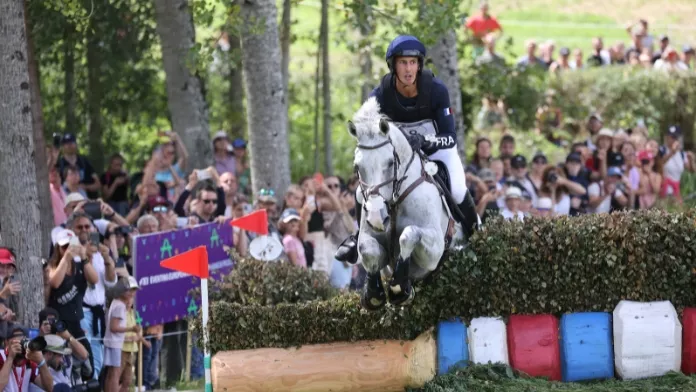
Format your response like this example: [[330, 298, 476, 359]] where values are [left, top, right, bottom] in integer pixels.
[[348, 97, 412, 232]]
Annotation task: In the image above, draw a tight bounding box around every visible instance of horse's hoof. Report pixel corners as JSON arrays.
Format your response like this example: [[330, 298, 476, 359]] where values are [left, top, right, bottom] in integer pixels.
[[389, 283, 415, 307], [360, 290, 386, 311]]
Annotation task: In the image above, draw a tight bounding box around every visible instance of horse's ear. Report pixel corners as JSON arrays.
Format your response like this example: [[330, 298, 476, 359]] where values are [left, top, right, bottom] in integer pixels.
[[347, 121, 357, 137], [379, 118, 389, 134]]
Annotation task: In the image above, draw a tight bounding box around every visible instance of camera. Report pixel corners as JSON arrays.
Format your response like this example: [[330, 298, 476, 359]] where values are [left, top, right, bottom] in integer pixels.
[[52, 133, 62, 148], [114, 226, 133, 236], [19, 336, 46, 355], [547, 172, 558, 184], [49, 319, 67, 334]]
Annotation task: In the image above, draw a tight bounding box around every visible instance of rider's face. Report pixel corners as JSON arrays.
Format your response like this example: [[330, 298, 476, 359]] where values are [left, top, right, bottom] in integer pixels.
[[394, 57, 419, 86]]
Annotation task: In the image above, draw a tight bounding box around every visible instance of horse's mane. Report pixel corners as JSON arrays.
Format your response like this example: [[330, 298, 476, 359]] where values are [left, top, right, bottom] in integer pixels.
[[352, 97, 411, 158]]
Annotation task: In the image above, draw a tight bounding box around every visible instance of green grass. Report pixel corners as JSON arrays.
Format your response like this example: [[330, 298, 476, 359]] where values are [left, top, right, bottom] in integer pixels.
[[413, 364, 696, 392]]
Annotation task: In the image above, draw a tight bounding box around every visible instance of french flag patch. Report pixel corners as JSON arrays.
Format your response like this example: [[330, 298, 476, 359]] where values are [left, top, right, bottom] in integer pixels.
[[444, 107, 452, 116]]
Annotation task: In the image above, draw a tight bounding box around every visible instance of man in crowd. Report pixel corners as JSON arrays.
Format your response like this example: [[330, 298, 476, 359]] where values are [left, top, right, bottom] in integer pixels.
[[464, 0, 503, 57], [0, 326, 54, 391], [68, 212, 117, 380], [56, 133, 101, 199]]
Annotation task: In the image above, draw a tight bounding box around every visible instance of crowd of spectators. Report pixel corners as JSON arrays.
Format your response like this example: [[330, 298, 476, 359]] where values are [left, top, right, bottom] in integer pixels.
[[466, 117, 695, 222], [466, 2, 695, 72]]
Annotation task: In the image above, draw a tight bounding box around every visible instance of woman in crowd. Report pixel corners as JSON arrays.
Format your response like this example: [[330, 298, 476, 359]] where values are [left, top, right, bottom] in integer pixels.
[[537, 165, 587, 215], [468, 137, 493, 174], [637, 149, 662, 209]]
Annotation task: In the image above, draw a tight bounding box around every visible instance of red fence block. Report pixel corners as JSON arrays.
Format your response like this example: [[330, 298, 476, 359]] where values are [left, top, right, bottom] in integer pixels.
[[682, 308, 696, 374], [508, 314, 561, 381]]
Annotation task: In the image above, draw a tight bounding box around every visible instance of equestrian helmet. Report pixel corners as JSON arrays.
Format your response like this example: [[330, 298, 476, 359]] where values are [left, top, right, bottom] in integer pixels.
[[385, 35, 426, 71]]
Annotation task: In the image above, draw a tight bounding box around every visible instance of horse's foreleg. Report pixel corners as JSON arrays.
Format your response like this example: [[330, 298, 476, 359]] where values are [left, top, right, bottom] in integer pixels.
[[358, 235, 387, 311], [405, 226, 445, 282], [388, 225, 423, 306]]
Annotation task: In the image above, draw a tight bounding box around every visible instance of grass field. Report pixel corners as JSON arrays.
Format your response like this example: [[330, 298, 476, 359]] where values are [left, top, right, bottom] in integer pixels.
[[414, 364, 696, 392]]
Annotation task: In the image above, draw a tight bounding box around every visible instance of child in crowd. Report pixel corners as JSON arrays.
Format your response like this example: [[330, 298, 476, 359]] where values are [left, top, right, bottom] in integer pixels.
[[104, 277, 141, 392], [278, 208, 306, 268]]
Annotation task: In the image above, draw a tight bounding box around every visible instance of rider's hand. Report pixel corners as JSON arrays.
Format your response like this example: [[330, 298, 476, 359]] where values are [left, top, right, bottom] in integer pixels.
[[406, 133, 425, 151]]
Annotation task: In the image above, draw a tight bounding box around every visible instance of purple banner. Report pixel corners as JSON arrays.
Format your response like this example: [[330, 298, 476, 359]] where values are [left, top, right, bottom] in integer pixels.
[[133, 222, 234, 326]]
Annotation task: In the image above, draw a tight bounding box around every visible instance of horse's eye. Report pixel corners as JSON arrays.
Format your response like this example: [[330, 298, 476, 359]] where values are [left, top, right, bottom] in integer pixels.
[[387, 159, 394, 167], [353, 165, 359, 174]]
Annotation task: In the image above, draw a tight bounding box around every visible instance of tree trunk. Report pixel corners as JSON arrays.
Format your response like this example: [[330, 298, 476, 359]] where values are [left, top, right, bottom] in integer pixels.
[[86, 28, 105, 173], [239, 0, 291, 196], [358, 4, 374, 102], [0, 0, 45, 328], [313, 30, 321, 173], [63, 24, 77, 134], [153, 0, 212, 172], [428, 30, 466, 163], [227, 33, 246, 139], [24, 0, 54, 259], [320, 0, 332, 175]]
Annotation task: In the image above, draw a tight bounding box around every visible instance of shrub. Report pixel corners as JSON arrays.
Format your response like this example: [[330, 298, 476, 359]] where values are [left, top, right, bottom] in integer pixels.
[[209, 257, 338, 305], [199, 210, 696, 354]]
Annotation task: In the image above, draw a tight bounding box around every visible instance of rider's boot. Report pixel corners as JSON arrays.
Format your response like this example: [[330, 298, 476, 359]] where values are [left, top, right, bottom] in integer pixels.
[[335, 201, 362, 264], [361, 271, 387, 311], [457, 189, 480, 238], [389, 256, 414, 306]]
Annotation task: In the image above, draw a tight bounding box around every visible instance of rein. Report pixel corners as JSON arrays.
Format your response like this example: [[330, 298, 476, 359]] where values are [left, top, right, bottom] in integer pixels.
[[355, 127, 434, 262]]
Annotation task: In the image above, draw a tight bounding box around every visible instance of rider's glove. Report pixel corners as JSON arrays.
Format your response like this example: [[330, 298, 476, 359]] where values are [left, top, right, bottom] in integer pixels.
[[406, 133, 426, 151], [421, 135, 456, 155]]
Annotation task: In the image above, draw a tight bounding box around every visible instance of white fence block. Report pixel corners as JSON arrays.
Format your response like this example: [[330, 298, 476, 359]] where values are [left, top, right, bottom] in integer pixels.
[[613, 300, 681, 380], [468, 317, 509, 365]]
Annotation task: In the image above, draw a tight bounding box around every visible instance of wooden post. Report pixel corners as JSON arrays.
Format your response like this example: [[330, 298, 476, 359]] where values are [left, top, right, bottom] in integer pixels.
[[138, 340, 143, 392], [185, 328, 192, 382]]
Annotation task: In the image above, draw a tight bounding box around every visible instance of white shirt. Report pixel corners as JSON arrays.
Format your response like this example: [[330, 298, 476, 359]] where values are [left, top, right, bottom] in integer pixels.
[[554, 194, 571, 216], [663, 150, 687, 182], [588, 182, 625, 214], [82, 252, 117, 307], [654, 60, 689, 72], [501, 208, 524, 221], [0, 351, 40, 392]]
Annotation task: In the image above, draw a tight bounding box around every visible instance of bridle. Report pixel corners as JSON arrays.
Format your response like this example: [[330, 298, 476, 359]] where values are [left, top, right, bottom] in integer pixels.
[[355, 129, 432, 209]]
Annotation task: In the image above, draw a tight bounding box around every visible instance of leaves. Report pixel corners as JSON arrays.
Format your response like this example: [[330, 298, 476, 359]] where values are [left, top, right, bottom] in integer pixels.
[[198, 210, 696, 355]]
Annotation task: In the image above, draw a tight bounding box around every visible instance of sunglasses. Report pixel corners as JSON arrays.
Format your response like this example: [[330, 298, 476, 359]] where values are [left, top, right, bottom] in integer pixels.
[[259, 189, 275, 197], [533, 159, 547, 165], [326, 183, 340, 189], [201, 199, 218, 205], [74, 224, 91, 231], [641, 159, 651, 165], [152, 206, 168, 213]]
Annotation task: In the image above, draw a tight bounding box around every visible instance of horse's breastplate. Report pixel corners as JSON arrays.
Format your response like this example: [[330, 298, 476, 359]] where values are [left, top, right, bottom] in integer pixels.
[[393, 119, 439, 139]]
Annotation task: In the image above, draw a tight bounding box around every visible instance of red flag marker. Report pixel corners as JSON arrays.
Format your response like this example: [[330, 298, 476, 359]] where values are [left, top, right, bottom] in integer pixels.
[[160, 246, 209, 278], [230, 209, 268, 235]]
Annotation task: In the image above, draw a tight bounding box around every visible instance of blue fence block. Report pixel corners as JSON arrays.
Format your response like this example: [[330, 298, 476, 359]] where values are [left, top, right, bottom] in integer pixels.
[[437, 319, 469, 374], [560, 312, 614, 382], [28, 328, 39, 340]]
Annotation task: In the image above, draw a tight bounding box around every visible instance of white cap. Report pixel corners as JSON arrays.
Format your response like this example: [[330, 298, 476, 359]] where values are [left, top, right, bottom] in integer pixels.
[[505, 187, 522, 200], [537, 197, 554, 210], [213, 130, 228, 141], [597, 128, 614, 138], [65, 193, 86, 207], [55, 229, 80, 247], [125, 276, 140, 290]]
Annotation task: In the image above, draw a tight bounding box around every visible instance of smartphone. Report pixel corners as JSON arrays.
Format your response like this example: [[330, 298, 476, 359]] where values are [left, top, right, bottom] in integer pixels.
[[89, 232, 100, 247], [306, 195, 316, 207], [197, 169, 212, 181], [82, 201, 102, 220], [115, 257, 126, 268]]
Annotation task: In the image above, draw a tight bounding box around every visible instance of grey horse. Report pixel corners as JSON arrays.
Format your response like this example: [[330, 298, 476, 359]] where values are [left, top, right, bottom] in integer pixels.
[[348, 97, 462, 310]]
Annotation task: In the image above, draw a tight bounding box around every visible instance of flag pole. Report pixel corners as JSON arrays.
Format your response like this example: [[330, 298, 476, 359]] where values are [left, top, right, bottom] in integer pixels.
[[202, 277, 212, 392]]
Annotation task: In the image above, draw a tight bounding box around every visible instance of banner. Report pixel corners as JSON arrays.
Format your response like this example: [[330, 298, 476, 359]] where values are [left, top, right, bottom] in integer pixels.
[[133, 222, 234, 326]]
